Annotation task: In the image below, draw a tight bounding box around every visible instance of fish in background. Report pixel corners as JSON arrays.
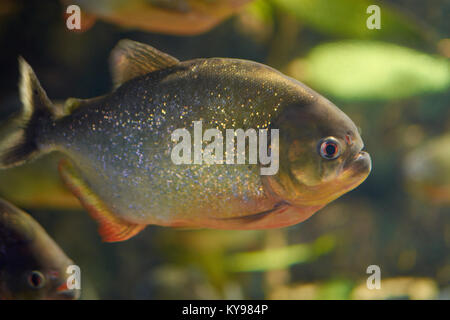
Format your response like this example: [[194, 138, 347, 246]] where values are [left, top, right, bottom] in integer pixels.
[[404, 133, 450, 206], [62, 0, 252, 35], [0, 39, 371, 242], [0, 198, 80, 300]]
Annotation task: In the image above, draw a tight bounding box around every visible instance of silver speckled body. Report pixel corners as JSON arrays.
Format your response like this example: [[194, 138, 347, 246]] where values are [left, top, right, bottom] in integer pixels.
[[42, 58, 317, 226]]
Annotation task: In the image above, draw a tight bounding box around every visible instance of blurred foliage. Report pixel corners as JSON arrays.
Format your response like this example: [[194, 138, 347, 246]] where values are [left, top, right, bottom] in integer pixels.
[[270, 277, 439, 300], [0, 0, 448, 300], [0, 153, 81, 209], [272, 0, 436, 43], [352, 277, 439, 300], [270, 279, 354, 300], [288, 41, 450, 101], [225, 235, 335, 272], [403, 134, 450, 206]]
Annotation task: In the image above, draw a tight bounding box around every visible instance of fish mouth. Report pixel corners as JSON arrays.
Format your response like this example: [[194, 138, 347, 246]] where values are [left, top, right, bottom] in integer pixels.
[[309, 150, 371, 204], [53, 281, 80, 300], [262, 150, 372, 208], [346, 151, 372, 176], [339, 150, 372, 191]]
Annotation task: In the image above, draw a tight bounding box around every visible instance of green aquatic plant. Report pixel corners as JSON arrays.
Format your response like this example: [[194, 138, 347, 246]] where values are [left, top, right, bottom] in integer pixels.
[[225, 235, 335, 272], [289, 41, 450, 101], [272, 0, 434, 42]]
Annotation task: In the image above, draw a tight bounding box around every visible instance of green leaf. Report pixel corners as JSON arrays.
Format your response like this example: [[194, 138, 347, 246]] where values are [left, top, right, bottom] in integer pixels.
[[225, 235, 336, 272], [273, 0, 433, 42], [289, 41, 450, 100]]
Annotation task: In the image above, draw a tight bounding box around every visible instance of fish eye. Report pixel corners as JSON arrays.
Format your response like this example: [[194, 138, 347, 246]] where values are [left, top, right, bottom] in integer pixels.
[[318, 137, 341, 160], [28, 271, 46, 289]]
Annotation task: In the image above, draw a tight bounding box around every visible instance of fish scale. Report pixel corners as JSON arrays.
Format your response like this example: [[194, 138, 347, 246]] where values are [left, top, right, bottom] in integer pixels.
[[50, 59, 292, 223], [0, 40, 371, 242]]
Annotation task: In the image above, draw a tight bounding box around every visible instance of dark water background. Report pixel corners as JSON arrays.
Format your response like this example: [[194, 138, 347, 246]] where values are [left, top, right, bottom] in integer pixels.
[[0, 0, 448, 299]]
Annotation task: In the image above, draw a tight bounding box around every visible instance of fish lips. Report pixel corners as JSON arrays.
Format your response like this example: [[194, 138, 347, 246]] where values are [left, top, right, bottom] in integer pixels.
[[344, 151, 372, 179], [52, 281, 81, 300]]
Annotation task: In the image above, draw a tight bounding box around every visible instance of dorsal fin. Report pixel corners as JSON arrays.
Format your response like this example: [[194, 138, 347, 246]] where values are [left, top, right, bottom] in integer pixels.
[[109, 39, 179, 88]]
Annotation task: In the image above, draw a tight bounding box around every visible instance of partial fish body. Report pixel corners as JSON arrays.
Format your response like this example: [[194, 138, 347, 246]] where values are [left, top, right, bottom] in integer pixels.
[[0, 40, 371, 242], [63, 0, 252, 35], [0, 199, 79, 299]]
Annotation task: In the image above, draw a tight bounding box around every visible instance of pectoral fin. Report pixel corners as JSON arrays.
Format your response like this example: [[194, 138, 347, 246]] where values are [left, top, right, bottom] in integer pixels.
[[216, 201, 289, 223], [61, 96, 105, 116], [58, 159, 146, 242]]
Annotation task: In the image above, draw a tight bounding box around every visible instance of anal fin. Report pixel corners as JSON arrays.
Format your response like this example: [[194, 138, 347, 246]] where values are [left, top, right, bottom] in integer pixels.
[[58, 159, 146, 242]]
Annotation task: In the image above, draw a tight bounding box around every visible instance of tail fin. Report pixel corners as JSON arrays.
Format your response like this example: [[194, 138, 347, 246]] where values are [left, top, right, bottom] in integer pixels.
[[0, 57, 55, 168]]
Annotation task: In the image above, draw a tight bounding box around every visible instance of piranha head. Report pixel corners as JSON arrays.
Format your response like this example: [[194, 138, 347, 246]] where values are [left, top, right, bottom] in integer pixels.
[[266, 94, 371, 207], [0, 199, 80, 300], [0, 257, 80, 300]]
